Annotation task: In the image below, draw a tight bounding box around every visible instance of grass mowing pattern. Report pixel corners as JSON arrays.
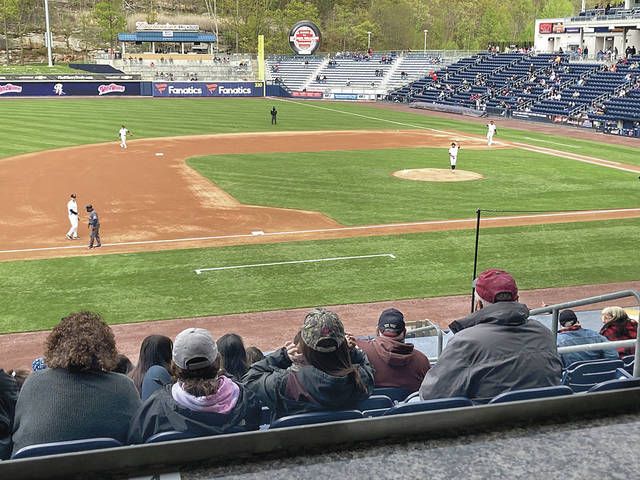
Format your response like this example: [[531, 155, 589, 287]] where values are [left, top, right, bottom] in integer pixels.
[[189, 147, 640, 224], [1, 218, 639, 334], [0, 98, 639, 165]]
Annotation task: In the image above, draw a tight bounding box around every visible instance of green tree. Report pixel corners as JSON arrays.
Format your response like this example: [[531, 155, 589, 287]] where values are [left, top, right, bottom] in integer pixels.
[[93, 0, 126, 52], [0, 0, 19, 64], [540, 0, 575, 18]]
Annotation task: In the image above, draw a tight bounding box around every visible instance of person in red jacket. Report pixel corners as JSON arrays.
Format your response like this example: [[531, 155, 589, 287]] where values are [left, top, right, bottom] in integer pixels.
[[599, 306, 638, 358], [355, 308, 430, 394]]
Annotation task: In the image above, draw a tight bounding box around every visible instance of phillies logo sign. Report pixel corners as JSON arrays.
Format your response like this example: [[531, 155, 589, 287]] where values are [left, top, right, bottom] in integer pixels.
[[288, 20, 321, 55], [0, 83, 23, 95], [98, 83, 126, 95]]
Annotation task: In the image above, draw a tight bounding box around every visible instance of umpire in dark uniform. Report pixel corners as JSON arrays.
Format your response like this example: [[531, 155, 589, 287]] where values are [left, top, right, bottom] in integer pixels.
[[86, 204, 101, 249], [270, 106, 278, 125]]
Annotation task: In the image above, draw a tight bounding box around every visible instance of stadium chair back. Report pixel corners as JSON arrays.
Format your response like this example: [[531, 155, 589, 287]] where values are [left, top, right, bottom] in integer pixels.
[[622, 355, 635, 375], [145, 430, 198, 443], [372, 387, 412, 402], [488, 385, 573, 404], [588, 368, 640, 392], [11, 438, 123, 459], [269, 410, 364, 429], [383, 397, 473, 416], [356, 395, 394, 411], [562, 359, 625, 392]]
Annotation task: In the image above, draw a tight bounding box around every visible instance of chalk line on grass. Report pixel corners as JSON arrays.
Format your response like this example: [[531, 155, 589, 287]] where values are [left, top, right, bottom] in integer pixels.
[[194, 253, 396, 274], [521, 137, 580, 148]]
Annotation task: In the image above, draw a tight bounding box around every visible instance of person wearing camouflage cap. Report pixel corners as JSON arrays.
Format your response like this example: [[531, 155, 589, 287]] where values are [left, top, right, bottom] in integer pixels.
[[244, 308, 374, 423]]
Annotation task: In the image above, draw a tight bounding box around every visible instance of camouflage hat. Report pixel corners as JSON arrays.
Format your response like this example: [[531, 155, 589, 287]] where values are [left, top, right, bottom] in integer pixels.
[[300, 308, 345, 353]]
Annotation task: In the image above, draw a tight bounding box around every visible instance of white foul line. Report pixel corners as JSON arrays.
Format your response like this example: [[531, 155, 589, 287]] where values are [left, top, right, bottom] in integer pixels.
[[521, 137, 580, 148], [194, 253, 396, 274]]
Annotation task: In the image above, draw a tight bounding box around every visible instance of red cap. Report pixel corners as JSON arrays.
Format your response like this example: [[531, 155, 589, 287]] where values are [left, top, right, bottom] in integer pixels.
[[474, 269, 518, 303]]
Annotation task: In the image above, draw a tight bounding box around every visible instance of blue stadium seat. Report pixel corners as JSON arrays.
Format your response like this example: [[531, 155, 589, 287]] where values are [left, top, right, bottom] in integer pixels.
[[145, 430, 198, 443], [372, 387, 412, 402], [269, 410, 364, 429], [622, 355, 635, 375], [11, 438, 123, 459], [356, 395, 394, 411], [588, 375, 640, 393], [562, 359, 625, 392], [488, 385, 573, 404], [383, 397, 473, 416]]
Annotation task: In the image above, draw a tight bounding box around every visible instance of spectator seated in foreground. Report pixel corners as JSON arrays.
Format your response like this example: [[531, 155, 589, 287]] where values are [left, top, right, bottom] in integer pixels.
[[129, 335, 173, 401], [557, 309, 618, 367], [0, 369, 19, 460], [11, 312, 141, 455], [217, 333, 249, 382], [244, 308, 374, 422], [419, 269, 562, 402], [599, 306, 638, 358], [355, 308, 430, 393], [128, 328, 261, 443]]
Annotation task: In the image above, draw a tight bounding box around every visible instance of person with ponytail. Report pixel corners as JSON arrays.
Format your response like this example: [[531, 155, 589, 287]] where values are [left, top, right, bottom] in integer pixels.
[[243, 308, 374, 422]]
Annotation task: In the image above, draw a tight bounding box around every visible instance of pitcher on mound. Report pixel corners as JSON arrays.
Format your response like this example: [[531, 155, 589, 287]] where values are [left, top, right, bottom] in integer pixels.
[[449, 142, 460, 172]]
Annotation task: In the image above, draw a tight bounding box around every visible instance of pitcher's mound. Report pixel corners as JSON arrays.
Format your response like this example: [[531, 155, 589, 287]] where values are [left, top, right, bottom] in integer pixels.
[[393, 168, 484, 182]]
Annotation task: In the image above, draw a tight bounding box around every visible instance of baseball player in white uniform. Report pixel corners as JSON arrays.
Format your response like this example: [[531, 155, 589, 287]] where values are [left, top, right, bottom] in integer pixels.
[[449, 142, 460, 172], [119, 125, 131, 149], [486, 120, 497, 146], [66, 193, 79, 240]]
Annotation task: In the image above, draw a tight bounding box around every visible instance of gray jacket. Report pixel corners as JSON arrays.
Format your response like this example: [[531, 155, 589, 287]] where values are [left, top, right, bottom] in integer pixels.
[[420, 302, 563, 402]]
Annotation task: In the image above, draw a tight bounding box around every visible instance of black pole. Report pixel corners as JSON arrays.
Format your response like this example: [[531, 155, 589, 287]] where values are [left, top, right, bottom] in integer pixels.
[[470, 208, 481, 313]]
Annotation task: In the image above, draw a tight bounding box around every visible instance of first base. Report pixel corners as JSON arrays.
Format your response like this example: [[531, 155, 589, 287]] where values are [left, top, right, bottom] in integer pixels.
[[155, 152, 164, 157]]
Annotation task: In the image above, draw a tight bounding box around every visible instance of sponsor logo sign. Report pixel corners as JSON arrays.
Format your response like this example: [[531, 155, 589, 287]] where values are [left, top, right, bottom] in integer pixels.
[[539, 23, 553, 34], [565, 27, 581, 33], [553, 23, 565, 34], [0, 83, 22, 95], [292, 90, 323, 98], [153, 82, 263, 97], [288, 21, 321, 55], [98, 83, 126, 95], [136, 21, 199, 32]]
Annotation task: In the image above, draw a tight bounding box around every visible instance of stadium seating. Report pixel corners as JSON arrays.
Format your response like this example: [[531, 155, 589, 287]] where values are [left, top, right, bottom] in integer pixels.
[[356, 395, 394, 411], [11, 438, 123, 459], [371, 387, 412, 402], [145, 430, 198, 443], [561, 359, 626, 392], [266, 55, 326, 91], [587, 376, 640, 393], [383, 397, 473, 416], [488, 385, 573, 404], [269, 410, 364, 429]]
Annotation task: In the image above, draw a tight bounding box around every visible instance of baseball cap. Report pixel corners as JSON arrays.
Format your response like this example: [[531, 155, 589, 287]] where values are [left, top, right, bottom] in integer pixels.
[[300, 308, 345, 353], [473, 269, 518, 303], [70, 193, 76, 199], [173, 328, 218, 371], [378, 308, 406, 336], [558, 309, 578, 326], [85, 204, 93, 211]]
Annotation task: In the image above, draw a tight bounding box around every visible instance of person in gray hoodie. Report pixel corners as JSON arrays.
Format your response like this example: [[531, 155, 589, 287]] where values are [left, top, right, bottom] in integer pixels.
[[244, 308, 374, 422], [420, 269, 562, 402], [355, 308, 430, 393]]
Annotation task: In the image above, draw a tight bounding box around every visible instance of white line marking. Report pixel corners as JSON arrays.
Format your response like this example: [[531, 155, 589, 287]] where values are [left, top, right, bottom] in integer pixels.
[[2, 208, 640, 255], [521, 137, 580, 148], [251, 230, 265, 236], [194, 253, 396, 274]]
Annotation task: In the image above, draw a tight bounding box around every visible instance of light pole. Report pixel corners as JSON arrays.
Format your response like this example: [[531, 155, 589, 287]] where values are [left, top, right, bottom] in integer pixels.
[[367, 31, 372, 50], [423, 29, 429, 54], [44, 0, 53, 67]]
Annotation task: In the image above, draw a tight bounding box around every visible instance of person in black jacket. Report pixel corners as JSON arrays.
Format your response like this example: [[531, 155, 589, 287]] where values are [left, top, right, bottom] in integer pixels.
[[0, 369, 19, 460], [243, 308, 374, 422], [270, 106, 278, 125], [128, 328, 261, 443]]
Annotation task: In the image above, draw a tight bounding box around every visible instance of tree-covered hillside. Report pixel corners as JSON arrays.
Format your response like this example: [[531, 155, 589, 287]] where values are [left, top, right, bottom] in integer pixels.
[[0, 0, 586, 61]]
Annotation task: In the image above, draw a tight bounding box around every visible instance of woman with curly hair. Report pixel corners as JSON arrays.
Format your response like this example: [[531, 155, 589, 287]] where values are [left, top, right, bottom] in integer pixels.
[[600, 306, 638, 358], [11, 312, 141, 455]]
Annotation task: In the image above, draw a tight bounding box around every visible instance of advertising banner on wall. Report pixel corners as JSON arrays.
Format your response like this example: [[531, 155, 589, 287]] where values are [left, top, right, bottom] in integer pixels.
[[152, 81, 264, 97], [288, 21, 321, 55], [0, 82, 140, 97]]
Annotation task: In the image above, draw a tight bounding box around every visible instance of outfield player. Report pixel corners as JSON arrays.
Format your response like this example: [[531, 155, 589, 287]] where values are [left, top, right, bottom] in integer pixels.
[[449, 142, 460, 172], [66, 193, 79, 240], [486, 120, 497, 146], [119, 125, 131, 149]]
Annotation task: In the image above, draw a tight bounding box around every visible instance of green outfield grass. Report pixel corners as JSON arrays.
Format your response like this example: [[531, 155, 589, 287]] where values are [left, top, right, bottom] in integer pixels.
[[189, 147, 639, 224], [0, 64, 78, 74], [1, 218, 639, 334], [0, 98, 639, 165]]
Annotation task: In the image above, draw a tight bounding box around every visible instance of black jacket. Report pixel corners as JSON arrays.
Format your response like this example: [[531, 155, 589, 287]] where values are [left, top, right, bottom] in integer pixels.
[[128, 380, 261, 443], [0, 370, 18, 460], [243, 347, 374, 422]]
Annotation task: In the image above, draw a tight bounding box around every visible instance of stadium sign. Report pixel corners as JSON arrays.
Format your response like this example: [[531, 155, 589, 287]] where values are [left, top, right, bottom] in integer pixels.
[[288, 21, 321, 55], [135, 22, 199, 32], [0, 82, 140, 97], [153, 82, 264, 97]]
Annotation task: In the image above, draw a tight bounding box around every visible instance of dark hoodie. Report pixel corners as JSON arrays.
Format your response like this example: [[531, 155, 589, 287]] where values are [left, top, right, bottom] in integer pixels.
[[356, 336, 430, 393], [0, 370, 18, 460], [420, 302, 562, 401], [243, 347, 374, 422], [127, 380, 261, 443]]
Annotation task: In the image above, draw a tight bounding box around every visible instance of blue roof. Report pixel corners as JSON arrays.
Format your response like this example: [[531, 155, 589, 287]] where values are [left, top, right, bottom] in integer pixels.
[[118, 32, 217, 43]]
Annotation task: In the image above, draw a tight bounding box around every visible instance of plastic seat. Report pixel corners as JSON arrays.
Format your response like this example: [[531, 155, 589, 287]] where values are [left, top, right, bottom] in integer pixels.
[[562, 359, 625, 392], [372, 387, 412, 402], [269, 410, 363, 429], [489, 385, 573, 404], [588, 376, 640, 393], [11, 438, 122, 459], [356, 395, 393, 411], [383, 397, 473, 416], [145, 430, 198, 443]]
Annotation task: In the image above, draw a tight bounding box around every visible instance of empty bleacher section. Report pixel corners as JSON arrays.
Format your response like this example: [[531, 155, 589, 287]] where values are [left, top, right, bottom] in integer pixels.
[[266, 55, 326, 90], [109, 53, 257, 82]]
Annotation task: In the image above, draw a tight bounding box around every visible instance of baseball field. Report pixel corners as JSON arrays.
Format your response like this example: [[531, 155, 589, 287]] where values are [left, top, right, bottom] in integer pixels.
[[1, 97, 639, 336]]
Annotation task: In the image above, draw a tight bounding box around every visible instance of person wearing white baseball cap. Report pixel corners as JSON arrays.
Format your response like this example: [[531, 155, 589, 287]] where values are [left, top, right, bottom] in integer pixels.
[[128, 328, 261, 443]]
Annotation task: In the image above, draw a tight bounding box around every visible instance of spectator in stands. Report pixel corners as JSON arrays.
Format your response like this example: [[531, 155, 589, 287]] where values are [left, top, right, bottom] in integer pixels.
[[556, 309, 618, 367], [600, 306, 638, 358], [11, 312, 141, 454], [0, 369, 19, 459], [128, 328, 261, 443], [217, 333, 249, 381], [419, 269, 562, 402], [129, 335, 173, 400], [246, 346, 264, 364], [355, 308, 430, 393], [244, 308, 374, 421], [114, 354, 134, 375]]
